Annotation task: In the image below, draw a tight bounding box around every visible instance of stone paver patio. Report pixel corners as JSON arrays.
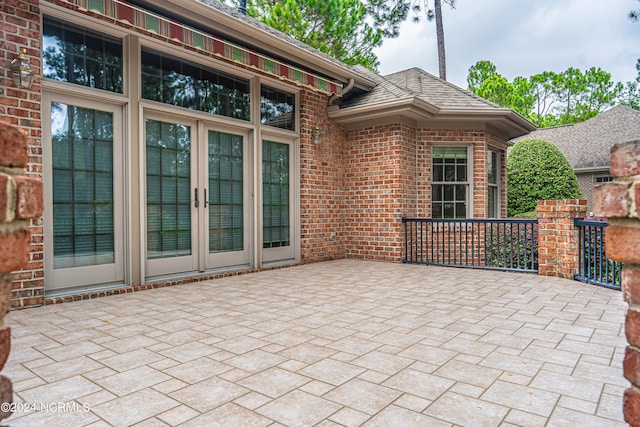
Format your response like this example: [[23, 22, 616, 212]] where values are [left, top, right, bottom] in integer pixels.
[[4, 259, 628, 426]]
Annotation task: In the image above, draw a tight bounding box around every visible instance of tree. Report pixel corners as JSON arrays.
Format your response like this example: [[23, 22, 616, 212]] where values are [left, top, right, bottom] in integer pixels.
[[228, 0, 386, 70], [367, 0, 455, 79], [630, 0, 640, 21], [466, 60, 635, 128], [507, 138, 583, 217], [618, 59, 640, 109], [467, 60, 499, 93]]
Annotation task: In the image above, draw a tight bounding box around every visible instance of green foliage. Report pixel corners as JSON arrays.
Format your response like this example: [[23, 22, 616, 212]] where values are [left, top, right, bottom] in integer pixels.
[[631, 0, 640, 21], [227, 0, 386, 70], [466, 60, 639, 127], [507, 138, 583, 217]]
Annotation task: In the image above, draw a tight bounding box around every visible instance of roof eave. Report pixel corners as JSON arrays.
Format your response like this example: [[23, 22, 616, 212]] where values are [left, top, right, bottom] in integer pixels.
[[140, 0, 376, 90], [330, 100, 536, 139], [328, 97, 439, 123]]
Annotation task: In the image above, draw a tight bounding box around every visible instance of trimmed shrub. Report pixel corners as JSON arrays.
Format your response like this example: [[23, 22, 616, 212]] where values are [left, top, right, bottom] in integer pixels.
[[507, 138, 583, 217]]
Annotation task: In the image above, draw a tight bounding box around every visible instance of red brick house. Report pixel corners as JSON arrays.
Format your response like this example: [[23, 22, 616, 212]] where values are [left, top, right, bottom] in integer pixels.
[[1, 0, 534, 308]]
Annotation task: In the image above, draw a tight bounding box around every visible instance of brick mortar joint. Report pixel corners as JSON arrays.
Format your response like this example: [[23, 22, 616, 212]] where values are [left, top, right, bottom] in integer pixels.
[[0, 221, 29, 235], [609, 218, 640, 228], [0, 166, 26, 176]]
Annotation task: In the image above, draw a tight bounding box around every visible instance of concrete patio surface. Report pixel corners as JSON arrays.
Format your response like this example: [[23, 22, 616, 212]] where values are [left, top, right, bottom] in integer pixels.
[[4, 259, 629, 426]]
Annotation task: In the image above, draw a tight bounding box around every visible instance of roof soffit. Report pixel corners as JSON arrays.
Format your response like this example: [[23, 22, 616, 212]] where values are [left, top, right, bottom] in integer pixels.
[[330, 97, 535, 139]]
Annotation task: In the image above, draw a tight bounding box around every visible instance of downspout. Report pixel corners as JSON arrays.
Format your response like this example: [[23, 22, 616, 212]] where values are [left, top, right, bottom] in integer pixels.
[[238, 0, 247, 15], [328, 78, 355, 106]]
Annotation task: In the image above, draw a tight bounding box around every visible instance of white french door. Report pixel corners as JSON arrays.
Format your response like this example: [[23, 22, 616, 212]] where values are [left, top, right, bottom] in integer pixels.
[[144, 115, 198, 276], [202, 127, 251, 269], [44, 94, 125, 290], [144, 115, 250, 277]]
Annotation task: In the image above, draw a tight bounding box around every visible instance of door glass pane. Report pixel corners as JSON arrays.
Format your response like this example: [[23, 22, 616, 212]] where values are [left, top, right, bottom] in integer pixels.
[[146, 119, 191, 259], [263, 140, 290, 248], [51, 102, 114, 268], [208, 130, 243, 253]]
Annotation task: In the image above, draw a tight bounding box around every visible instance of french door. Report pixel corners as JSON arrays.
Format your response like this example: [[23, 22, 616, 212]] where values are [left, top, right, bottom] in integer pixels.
[[144, 115, 250, 277], [44, 94, 125, 290]]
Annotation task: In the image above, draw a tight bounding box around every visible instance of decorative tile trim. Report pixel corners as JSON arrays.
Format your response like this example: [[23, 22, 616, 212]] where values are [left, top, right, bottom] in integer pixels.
[[57, 0, 344, 96]]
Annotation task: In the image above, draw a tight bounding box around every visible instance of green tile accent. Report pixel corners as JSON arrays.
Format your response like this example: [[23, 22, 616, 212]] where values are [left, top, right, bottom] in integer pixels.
[[88, 0, 105, 13], [265, 59, 275, 74], [232, 46, 243, 62], [145, 13, 159, 33], [193, 32, 204, 49], [68, 0, 342, 95]]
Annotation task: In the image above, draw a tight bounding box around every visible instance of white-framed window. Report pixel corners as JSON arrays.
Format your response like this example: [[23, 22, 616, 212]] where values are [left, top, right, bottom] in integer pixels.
[[595, 175, 613, 183], [488, 149, 500, 218], [431, 146, 470, 218]]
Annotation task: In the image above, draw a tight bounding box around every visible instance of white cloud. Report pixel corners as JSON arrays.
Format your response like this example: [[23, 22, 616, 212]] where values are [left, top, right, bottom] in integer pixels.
[[374, 0, 640, 90]]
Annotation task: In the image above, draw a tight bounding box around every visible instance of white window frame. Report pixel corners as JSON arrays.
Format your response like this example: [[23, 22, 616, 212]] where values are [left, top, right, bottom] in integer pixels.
[[431, 145, 472, 219], [488, 148, 501, 218]]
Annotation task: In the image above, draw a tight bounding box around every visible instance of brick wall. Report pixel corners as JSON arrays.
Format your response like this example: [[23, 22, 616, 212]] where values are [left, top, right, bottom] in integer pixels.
[[1, 0, 43, 309], [344, 123, 417, 261], [592, 140, 640, 426], [536, 199, 587, 279], [0, 122, 43, 422], [299, 90, 346, 262], [343, 126, 508, 261]]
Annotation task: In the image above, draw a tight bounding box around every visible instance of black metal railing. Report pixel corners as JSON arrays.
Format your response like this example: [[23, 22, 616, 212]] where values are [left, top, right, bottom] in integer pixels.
[[574, 218, 623, 289], [402, 218, 538, 273]]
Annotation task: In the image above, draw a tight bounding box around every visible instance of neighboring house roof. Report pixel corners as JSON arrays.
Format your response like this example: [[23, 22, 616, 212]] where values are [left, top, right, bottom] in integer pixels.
[[331, 68, 535, 139], [511, 105, 640, 171]]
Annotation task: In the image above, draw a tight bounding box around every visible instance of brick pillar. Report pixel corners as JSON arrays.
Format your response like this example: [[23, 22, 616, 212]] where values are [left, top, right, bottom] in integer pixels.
[[536, 199, 588, 279], [0, 121, 44, 422], [593, 140, 640, 427]]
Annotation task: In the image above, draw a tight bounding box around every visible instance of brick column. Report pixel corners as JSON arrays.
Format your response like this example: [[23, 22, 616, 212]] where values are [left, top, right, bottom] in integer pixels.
[[593, 140, 640, 427], [536, 199, 588, 279], [0, 122, 43, 422]]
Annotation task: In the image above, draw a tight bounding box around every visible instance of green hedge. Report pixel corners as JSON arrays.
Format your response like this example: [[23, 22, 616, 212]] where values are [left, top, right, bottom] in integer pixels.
[[507, 138, 583, 217]]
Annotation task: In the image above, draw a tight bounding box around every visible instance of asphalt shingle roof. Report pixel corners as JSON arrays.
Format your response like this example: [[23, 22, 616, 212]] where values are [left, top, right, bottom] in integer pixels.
[[341, 67, 500, 111], [512, 105, 640, 169], [195, 0, 373, 83]]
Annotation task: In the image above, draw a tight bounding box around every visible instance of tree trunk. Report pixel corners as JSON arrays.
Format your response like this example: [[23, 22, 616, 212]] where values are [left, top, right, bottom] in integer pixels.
[[434, 0, 446, 80]]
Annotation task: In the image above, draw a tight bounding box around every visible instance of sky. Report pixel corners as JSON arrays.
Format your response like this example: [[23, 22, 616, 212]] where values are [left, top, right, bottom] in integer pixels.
[[374, 0, 640, 90]]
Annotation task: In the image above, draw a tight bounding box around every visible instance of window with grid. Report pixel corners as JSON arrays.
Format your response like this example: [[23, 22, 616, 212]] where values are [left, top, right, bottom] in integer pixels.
[[208, 131, 244, 253], [260, 86, 295, 131], [488, 150, 499, 218], [432, 147, 469, 219], [595, 175, 613, 183], [52, 103, 115, 268], [43, 17, 123, 93], [146, 119, 192, 259], [141, 48, 250, 120], [263, 140, 290, 248]]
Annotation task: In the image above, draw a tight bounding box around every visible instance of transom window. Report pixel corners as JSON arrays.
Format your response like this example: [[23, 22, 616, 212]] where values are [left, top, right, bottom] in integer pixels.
[[432, 147, 469, 219], [141, 48, 251, 120], [43, 17, 123, 93], [260, 86, 295, 131]]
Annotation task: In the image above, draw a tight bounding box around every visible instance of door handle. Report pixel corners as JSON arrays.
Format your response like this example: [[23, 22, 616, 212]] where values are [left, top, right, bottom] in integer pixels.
[[194, 188, 199, 208], [204, 189, 208, 208]]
